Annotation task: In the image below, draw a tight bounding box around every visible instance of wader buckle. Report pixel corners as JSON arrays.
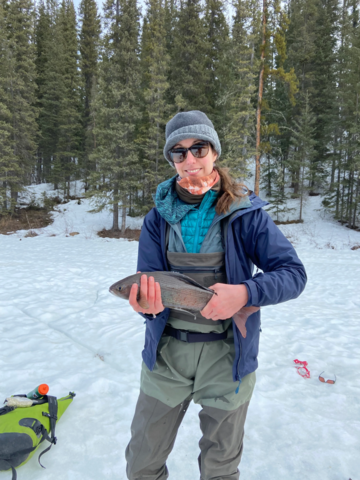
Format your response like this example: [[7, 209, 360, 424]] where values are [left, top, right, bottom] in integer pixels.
[[178, 330, 189, 342]]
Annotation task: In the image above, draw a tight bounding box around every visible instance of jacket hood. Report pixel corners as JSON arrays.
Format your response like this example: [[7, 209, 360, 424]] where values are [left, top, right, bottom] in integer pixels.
[[154, 176, 198, 225]]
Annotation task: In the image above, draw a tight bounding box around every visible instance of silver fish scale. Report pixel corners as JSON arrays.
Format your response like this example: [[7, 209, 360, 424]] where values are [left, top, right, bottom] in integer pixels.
[[122, 271, 213, 312]]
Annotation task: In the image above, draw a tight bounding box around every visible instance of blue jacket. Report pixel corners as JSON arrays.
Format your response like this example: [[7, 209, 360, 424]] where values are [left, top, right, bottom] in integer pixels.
[[137, 192, 307, 383]]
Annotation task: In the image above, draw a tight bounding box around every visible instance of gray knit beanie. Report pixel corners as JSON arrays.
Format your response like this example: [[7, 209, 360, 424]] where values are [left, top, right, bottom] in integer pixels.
[[163, 110, 221, 167]]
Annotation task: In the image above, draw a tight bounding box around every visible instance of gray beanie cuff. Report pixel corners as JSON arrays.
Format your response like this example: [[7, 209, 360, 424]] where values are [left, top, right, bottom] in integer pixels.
[[163, 124, 221, 166]]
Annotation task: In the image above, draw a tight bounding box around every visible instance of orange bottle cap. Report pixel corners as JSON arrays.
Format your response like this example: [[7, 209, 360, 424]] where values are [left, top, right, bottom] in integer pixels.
[[38, 384, 49, 395]]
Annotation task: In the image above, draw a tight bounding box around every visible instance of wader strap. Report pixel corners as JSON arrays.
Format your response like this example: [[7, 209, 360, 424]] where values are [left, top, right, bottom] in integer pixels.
[[38, 395, 58, 469], [164, 325, 227, 343]]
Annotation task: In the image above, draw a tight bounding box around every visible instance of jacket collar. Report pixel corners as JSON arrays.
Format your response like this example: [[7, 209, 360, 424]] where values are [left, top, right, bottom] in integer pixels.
[[154, 176, 268, 225]]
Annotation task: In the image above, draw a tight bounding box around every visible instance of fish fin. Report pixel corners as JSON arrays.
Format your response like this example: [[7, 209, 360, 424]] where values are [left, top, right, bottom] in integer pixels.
[[233, 306, 260, 338], [159, 271, 215, 294]]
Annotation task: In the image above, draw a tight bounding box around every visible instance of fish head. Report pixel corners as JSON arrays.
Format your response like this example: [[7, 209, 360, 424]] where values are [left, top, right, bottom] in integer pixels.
[[109, 278, 134, 300]]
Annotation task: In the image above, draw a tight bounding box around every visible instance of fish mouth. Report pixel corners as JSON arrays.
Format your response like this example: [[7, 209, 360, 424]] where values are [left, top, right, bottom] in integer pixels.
[[109, 281, 130, 299], [109, 282, 121, 296]]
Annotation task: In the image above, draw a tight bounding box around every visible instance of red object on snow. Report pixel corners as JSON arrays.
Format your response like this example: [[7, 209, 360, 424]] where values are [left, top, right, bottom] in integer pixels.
[[293, 359, 311, 378]]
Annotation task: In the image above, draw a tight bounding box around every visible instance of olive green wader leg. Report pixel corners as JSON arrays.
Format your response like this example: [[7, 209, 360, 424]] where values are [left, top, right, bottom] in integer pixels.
[[198, 401, 250, 480], [125, 390, 192, 480]]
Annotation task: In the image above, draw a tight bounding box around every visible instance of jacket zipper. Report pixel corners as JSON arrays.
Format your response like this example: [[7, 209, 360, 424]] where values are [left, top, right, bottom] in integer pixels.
[[225, 214, 243, 385]]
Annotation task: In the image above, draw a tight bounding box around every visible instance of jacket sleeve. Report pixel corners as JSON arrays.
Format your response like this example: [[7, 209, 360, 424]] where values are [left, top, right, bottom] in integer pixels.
[[238, 208, 307, 307], [136, 208, 170, 322]]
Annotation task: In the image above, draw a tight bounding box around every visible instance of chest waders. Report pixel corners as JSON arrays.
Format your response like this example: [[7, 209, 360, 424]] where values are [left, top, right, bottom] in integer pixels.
[[165, 251, 230, 342], [164, 216, 234, 342], [126, 210, 257, 479]]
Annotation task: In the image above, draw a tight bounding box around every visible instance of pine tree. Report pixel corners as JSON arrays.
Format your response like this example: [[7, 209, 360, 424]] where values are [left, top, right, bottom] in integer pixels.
[[55, 0, 82, 199], [254, 0, 298, 196], [223, 0, 260, 178], [36, 0, 62, 186], [289, 92, 316, 221], [286, 0, 318, 96], [310, 0, 338, 193], [90, 0, 141, 232], [285, 0, 338, 195], [203, 0, 231, 130], [78, 0, 101, 189], [0, 0, 18, 211], [320, 0, 360, 229], [266, 162, 295, 222], [34, 0, 50, 183], [337, 0, 360, 228], [0, 0, 38, 211], [169, 0, 210, 112], [163, 0, 176, 57], [139, 0, 172, 213]]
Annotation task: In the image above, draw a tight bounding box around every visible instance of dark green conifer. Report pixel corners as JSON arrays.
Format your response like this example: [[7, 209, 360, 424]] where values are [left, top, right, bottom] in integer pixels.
[[329, 0, 360, 228], [254, 0, 298, 195], [139, 0, 172, 213], [223, 0, 260, 177], [289, 92, 316, 221], [90, 0, 141, 232], [0, 0, 18, 211], [55, 0, 82, 198], [169, 0, 210, 112], [0, 0, 38, 210], [286, 0, 338, 194], [203, 0, 231, 130], [310, 0, 338, 193], [36, 0, 62, 186], [78, 0, 101, 189], [34, 0, 51, 183]]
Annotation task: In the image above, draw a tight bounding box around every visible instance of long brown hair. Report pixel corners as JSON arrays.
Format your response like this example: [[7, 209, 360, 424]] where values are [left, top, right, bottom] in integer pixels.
[[214, 166, 250, 215]]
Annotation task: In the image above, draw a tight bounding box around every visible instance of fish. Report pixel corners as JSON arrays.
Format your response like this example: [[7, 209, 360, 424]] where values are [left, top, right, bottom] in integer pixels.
[[109, 271, 260, 338]]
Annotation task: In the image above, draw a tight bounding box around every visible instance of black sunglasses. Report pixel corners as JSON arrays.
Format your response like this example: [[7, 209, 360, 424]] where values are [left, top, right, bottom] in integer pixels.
[[169, 141, 211, 164]]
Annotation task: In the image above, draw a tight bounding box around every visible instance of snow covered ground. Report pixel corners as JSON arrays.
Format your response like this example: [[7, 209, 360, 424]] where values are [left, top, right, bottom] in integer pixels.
[[1, 181, 359, 480]]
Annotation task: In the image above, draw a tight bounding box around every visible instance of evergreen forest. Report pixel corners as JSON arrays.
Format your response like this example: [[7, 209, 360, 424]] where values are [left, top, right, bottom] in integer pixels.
[[1, 0, 360, 232]]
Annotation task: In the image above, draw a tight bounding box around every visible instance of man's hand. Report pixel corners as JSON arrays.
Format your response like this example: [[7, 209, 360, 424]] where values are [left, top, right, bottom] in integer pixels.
[[201, 283, 249, 320], [129, 273, 165, 316]]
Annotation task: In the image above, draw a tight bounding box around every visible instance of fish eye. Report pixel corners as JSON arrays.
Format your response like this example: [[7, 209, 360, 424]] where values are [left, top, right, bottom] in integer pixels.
[[118, 286, 122, 291]]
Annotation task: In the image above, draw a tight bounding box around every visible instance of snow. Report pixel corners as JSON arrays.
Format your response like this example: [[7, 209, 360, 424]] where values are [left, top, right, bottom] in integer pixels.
[[1, 181, 360, 480]]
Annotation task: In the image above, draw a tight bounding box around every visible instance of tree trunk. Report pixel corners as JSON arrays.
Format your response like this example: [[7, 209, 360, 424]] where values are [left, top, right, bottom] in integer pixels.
[[2, 181, 8, 210], [352, 175, 359, 228], [267, 154, 271, 196], [330, 131, 338, 189], [336, 137, 342, 217], [121, 203, 127, 234], [299, 165, 304, 222], [10, 186, 18, 211], [242, 42, 255, 157], [112, 184, 119, 231]]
